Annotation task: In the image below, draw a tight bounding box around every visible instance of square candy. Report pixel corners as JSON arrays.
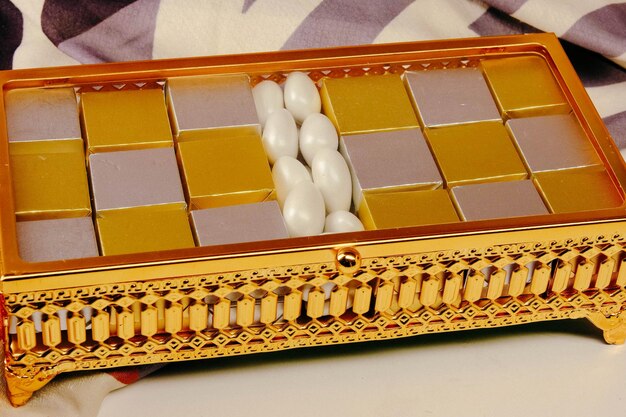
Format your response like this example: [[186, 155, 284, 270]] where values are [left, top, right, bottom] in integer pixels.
[[81, 89, 173, 152], [534, 167, 623, 213], [166, 74, 260, 141], [404, 68, 501, 127], [5, 87, 81, 142], [506, 114, 600, 172], [17, 217, 99, 262], [191, 201, 288, 246], [339, 128, 442, 209], [321, 74, 420, 135], [481, 56, 570, 118], [89, 147, 185, 212], [451, 180, 549, 221], [96, 206, 195, 256], [425, 122, 527, 186], [177, 134, 274, 209], [358, 189, 459, 230], [10, 140, 91, 220]]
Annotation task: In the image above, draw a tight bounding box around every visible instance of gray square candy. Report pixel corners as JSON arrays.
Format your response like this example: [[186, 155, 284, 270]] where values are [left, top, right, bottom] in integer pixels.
[[167, 74, 260, 139], [404, 68, 501, 126], [339, 128, 443, 209], [506, 113, 601, 172], [451, 180, 549, 221], [89, 147, 186, 211], [191, 201, 288, 246], [17, 217, 99, 262], [5, 87, 82, 142]]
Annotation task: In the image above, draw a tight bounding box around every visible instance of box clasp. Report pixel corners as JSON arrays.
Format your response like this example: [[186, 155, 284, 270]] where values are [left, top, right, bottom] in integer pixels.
[[335, 247, 361, 275]]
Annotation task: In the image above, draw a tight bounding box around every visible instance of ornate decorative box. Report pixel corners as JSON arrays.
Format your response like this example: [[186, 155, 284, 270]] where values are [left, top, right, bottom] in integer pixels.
[[1, 34, 625, 407]]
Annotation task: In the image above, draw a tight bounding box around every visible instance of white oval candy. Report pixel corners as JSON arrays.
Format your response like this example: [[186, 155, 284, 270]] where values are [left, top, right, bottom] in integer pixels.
[[324, 211, 364, 233], [282, 181, 325, 237], [252, 80, 284, 127], [299, 113, 339, 166], [262, 109, 298, 164], [312, 149, 352, 213], [272, 156, 312, 208], [284, 72, 321, 124]]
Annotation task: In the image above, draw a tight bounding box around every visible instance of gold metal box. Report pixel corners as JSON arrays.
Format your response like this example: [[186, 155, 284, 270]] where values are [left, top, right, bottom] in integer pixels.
[[1, 34, 626, 407]]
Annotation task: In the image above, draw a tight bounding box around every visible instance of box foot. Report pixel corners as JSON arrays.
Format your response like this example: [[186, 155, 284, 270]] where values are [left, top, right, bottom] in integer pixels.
[[587, 310, 626, 345], [5, 366, 58, 407]]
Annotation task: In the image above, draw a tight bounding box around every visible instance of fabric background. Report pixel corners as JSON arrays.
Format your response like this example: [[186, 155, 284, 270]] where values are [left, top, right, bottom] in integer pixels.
[[0, 1, 625, 415]]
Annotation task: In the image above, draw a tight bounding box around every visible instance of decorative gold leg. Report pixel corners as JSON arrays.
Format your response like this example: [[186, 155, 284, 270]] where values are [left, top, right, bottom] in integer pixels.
[[5, 366, 58, 407], [587, 310, 626, 345]]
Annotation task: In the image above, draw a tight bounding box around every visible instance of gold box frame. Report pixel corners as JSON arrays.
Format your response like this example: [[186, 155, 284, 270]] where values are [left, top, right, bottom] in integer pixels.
[[1, 34, 625, 407]]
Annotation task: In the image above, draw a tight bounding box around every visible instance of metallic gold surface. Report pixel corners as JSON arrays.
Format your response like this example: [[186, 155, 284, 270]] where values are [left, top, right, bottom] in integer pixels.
[[617, 259, 626, 287], [1, 34, 626, 407], [481, 56, 570, 118], [306, 290, 325, 318], [260, 293, 278, 324], [5, 232, 626, 407], [534, 167, 624, 213], [425, 122, 528, 186], [236, 297, 254, 326], [9, 139, 91, 220], [358, 190, 460, 230], [92, 312, 110, 342], [551, 262, 571, 293], [16, 321, 35, 351], [321, 74, 419, 135], [81, 89, 173, 152], [587, 312, 626, 345], [41, 316, 61, 347], [177, 134, 274, 209], [96, 206, 195, 256], [596, 258, 614, 289], [4, 368, 59, 407], [508, 267, 527, 297], [189, 303, 209, 331], [574, 261, 594, 291], [67, 315, 87, 344]]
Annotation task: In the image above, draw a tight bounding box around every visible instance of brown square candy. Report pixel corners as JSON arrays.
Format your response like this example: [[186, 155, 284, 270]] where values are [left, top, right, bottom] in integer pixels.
[[451, 180, 549, 221], [404, 68, 501, 127], [89, 147, 186, 212], [17, 217, 99, 262], [339, 128, 443, 209], [5, 87, 81, 142], [166, 74, 260, 141], [506, 114, 601, 172], [191, 201, 288, 246]]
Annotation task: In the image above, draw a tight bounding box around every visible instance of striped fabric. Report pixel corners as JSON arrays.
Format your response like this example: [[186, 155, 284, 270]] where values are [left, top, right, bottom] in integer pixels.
[[0, 1, 624, 415]]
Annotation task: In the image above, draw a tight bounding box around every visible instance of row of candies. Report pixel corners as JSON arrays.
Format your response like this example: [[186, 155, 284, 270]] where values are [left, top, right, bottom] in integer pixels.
[[254, 72, 364, 237], [7, 55, 623, 263]]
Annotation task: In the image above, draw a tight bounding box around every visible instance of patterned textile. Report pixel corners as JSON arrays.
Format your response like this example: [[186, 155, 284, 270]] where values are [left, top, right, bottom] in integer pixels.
[[0, 1, 625, 415]]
